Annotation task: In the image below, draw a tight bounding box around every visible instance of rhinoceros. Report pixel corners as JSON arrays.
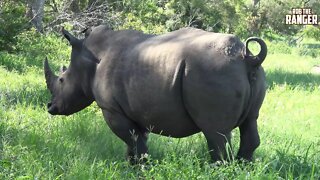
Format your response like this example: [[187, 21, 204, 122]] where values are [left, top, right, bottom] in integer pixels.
[[44, 25, 267, 163]]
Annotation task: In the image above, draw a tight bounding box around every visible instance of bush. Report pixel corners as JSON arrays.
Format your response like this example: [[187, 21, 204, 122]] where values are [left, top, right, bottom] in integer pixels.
[[0, 0, 29, 51], [0, 29, 70, 73], [303, 26, 320, 41], [298, 45, 320, 58], [267, 41, 292, 55]]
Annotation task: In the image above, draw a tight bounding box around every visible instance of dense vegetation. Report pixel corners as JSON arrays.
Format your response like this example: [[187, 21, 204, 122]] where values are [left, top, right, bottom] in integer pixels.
[[1, 0, 320, 179], [1, 0, 320, 49]]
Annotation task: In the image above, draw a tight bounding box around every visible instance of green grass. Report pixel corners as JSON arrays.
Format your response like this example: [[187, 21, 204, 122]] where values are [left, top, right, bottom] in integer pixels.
[[1, 33, 320, 179]]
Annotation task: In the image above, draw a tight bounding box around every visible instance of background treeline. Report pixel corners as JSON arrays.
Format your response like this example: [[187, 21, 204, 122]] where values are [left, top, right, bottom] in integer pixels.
[[0, 0, 320, 52]]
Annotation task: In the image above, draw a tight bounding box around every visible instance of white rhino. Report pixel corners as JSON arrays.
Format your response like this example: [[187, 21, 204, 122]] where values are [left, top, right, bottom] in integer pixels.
[[44, 26, 267, 163]]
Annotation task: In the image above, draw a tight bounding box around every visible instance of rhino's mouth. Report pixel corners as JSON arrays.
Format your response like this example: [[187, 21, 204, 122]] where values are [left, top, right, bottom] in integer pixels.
[[47, 102, 59, 115], [47, 102, 73, 116]]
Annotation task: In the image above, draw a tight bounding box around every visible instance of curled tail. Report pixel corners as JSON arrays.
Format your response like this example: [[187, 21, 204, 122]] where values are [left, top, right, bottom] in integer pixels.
[[244, 37, 267, 67]]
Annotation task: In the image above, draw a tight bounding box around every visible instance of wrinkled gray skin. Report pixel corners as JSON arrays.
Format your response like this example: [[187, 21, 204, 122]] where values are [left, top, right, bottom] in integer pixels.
[[44, 26, 267, 163]]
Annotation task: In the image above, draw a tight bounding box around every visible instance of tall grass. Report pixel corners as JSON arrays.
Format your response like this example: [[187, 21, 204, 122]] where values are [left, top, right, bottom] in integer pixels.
[[0, 31, 319, 179]]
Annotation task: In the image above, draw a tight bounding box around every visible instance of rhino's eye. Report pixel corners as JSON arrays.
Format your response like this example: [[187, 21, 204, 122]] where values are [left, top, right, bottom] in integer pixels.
[[59, 77, 64, 83]]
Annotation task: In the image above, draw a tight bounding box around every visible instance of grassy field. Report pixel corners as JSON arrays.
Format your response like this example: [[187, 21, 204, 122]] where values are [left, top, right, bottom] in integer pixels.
[[0, 34, 320, 179]]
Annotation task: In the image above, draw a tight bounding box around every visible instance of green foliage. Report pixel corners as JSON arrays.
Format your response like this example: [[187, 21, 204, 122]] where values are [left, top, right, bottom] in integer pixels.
[[267, 41, 292, 54], [0, 0, 29, 51], [2, 0, 319, 50], [298, 45, 320, 58], [113, 0, 249, 36], [260, 0, 303, 36], [304, 26, 320, 41], [297, 37, 320, 58], [100, 0, 319, 41], [0, 29, 70, 73]]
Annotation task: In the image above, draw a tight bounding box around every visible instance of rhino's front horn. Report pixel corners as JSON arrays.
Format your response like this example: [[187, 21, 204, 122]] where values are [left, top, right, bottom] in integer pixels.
[[44, 57, 57, 91]]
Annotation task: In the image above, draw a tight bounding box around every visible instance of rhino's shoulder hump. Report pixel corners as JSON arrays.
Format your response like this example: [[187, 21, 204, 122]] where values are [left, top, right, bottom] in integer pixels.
[[88, 26, 152, 41], [89, 25, 112, 36]]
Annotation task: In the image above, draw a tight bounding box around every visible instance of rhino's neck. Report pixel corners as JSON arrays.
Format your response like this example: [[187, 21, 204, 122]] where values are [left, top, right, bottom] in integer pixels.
[[79, 62, 96, 103]]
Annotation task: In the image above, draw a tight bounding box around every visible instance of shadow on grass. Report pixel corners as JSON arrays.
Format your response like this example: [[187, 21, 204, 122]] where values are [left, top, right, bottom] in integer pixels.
[[1, 112, 212, 171], [0, 113, 125, 169], [257, 127, 319, 179], [147, 133, 209, 162], [266, 69, 320, 89], [278, 152, 316, 178], [261, 150, 318, 179], [302, 43, 320, 49]]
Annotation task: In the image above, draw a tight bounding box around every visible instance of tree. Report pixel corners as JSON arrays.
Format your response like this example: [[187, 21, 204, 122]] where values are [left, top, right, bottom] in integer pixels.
[[252, 0, 259, 7], [25, 0, 46, 32]]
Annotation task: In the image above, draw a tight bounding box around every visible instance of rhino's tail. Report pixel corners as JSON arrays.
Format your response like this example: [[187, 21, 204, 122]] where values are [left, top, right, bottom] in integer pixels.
[[244, 37, 267, 67]]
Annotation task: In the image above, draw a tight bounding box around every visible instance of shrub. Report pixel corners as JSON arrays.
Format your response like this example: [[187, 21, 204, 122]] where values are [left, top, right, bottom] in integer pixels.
[[298, 45, 320, 58], [0, 29, 70, 73], [267, 41, 292, 55], [0, 0, 29, 51]]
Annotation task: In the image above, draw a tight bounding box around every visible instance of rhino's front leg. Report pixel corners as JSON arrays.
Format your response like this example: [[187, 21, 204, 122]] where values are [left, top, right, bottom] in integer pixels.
[[102, 110, 148, 164], [237, 117, 260, 161]]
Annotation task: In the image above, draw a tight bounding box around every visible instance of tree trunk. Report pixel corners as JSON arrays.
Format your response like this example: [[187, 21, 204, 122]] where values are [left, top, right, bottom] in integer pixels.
[[252, 0, 259, 7], [26, 0, 46, 33], [61, 0, 81, 13], [70, 0, 80, 13]]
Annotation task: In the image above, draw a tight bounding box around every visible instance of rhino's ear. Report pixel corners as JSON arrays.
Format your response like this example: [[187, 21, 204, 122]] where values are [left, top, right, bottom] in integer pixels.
[[61, 27, 81, 47]]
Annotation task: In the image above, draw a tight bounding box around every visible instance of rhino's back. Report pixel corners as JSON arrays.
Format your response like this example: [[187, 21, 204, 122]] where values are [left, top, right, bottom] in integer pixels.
[[95, 28, 250, 137]]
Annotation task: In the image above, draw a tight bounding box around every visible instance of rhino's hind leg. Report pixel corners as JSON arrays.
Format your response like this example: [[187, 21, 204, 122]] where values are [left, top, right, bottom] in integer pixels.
[[237, 116, 260, 161], [203, 131, 232, 162], [102, 110, 148, 164], [237, 81, 265, 161]]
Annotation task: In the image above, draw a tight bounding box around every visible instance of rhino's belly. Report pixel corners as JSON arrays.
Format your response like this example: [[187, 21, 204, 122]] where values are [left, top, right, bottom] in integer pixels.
[[121, 81, 201, 137], [132, 96, 203, 137], [118, 58, 201, 137], [135, 109, 201, 137]]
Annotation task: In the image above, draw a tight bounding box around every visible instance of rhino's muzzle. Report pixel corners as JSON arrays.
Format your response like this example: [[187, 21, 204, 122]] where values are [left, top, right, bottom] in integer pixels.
[[47, 102, 58, 115]]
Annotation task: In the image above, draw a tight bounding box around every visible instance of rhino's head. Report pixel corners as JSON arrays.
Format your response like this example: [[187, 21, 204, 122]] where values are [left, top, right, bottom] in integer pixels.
[[44, 28, 97, 115]]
